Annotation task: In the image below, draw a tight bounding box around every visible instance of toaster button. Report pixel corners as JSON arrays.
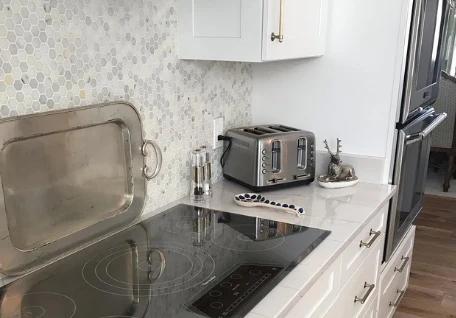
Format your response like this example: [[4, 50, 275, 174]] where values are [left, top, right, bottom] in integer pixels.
[[262, 169, 266, 174], [311, 144, 314, 149], [262, 149, 266, 155], [262, 156, 267, 161], [262, 163, 266, 168]]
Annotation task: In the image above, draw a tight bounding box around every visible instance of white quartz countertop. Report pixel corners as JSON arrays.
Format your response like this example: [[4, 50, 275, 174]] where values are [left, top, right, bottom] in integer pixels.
[[155, 180, 397, 318], [0, 179, 396, 317]]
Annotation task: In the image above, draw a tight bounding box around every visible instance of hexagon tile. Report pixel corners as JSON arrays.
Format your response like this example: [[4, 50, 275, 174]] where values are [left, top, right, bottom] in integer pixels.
[[0, 0, 253, 212]]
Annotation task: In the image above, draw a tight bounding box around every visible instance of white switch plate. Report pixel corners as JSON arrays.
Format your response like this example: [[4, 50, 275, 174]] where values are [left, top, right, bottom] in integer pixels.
[[213, 117, 224, 150]]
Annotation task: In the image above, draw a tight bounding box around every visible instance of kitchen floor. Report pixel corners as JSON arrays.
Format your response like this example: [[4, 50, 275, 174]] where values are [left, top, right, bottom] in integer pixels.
[[394, 195, 456, 318]]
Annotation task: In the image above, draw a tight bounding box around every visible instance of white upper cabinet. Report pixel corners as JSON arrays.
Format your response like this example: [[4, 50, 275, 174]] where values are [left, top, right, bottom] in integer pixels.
[[177, 0, 329, 62]]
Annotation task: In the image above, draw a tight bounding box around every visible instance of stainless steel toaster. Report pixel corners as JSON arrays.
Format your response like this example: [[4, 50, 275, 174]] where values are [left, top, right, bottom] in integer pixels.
[[223, 125, 315, 191]]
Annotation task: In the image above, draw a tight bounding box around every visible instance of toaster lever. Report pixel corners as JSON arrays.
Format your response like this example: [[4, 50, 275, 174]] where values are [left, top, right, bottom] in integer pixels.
[[271, 140, 281, 173]]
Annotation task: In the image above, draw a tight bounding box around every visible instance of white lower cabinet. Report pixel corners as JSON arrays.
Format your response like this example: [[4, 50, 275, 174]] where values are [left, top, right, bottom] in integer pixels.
[[285, 257, 341, 318], [377, 226, 415, 318], [323, 236, 382, 318], [283, 201, 416, 318], [362, 294, 379, 318]]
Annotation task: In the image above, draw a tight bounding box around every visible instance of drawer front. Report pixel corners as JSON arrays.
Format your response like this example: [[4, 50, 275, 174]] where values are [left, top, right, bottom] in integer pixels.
[[286, 257, 341, 318], [324, 238, 382, 318], [380, 226, 415, 289], [362, 294, 378, 318], [378, 226, 415, 318], [341, 204, 388, 287]]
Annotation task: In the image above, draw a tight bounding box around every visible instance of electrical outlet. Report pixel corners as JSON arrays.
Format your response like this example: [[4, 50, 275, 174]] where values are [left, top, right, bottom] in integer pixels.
[[213, 117, 224, 150]]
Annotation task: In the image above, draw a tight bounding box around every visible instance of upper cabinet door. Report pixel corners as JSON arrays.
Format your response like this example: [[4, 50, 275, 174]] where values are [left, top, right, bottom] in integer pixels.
[[178, 0, 265, 62], [262, 0, 329, 61], [177, 0, 329, 62]]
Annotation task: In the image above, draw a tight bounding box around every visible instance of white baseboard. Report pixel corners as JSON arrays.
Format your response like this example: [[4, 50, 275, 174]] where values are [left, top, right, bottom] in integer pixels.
[[315, 151, 386, 184]]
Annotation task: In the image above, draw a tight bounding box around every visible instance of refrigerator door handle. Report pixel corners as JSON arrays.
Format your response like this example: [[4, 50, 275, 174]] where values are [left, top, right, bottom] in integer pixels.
[[406, 112, 447, 144]]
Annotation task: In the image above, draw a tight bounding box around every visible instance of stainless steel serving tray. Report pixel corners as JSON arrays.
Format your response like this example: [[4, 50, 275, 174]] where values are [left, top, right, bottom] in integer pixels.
[[0, 102, 161, 275]]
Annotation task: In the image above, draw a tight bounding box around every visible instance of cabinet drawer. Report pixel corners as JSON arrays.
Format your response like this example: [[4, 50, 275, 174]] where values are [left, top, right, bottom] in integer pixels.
[[285, 257, 341, 318], [378, 226, 415, 318], [341, 204, 387, 287], [324, 238, 382, 318], [361, 293, 378, 318]]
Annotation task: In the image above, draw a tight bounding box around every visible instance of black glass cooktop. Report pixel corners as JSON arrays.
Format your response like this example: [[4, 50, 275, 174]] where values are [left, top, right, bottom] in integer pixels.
[[0, 204, 330, 318]]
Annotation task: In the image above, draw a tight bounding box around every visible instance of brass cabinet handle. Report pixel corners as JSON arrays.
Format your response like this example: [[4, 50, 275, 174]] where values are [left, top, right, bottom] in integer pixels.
[[271, 0, 285, 42], [389, 289, 405, 307], [394, 256, 410, 273], [354, 282, 375, 304], [359, 229, 381, 248]]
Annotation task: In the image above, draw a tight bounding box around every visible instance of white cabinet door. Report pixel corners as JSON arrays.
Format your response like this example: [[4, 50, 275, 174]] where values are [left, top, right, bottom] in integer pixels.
[[262, 0, 328, 61], [178, 0, 264, 62]]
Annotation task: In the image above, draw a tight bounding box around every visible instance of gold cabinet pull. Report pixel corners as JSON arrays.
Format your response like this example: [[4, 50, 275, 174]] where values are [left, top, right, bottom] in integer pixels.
[[394, 256, 410, 273], [354, 282, 375, 304], [271, 0, 285, 42], [359, 229, 381, 248], [389, 289, 405, 307]]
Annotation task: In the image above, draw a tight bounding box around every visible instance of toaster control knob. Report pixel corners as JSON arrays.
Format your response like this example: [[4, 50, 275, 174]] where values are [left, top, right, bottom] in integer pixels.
[[262, 169, 266, 174], [262, 150, 266, 154]]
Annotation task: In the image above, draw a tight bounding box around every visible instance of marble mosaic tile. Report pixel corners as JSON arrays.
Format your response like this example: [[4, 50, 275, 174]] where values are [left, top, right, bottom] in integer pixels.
[[0, 0, 253, 211]]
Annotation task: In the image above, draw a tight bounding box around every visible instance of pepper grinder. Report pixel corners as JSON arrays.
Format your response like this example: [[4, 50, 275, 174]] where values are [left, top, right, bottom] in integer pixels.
[[190, 148, 205, 202], [200, 145, 213, 197]]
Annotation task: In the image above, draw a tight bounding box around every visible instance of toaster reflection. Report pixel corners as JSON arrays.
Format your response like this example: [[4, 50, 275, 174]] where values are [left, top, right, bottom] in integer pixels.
[[217, 211, 308, 241]]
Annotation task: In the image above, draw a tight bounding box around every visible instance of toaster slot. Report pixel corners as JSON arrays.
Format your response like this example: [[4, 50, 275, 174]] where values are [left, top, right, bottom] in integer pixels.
[[271, 140, 281, 173], [297, 137, 307, 170], [268, 125, 299, 132], [254, 127, 276, 134], [243, 128, 264, 135]]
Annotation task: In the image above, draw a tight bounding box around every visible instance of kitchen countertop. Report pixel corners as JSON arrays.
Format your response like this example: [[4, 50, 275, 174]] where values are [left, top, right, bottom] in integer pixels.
[[0, 179, 396, 317]]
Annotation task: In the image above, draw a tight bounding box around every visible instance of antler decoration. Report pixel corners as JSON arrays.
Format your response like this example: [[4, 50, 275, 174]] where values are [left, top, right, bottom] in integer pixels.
[[336, 138, 343, 155], [323, 139, 333, 156]]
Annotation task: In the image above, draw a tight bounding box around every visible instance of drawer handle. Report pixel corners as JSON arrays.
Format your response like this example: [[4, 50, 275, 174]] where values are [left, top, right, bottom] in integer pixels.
[[271, 0, 285, 42], [354, 282, 375, 304], [394, 256, 410, 273], [389, 289, 405, 307], [359, 229, 381, 248]]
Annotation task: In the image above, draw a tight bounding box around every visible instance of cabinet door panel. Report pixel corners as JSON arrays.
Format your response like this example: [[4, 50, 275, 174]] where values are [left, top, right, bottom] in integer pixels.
[[178, 0, 264, 62], [263, 0, 328, 61]]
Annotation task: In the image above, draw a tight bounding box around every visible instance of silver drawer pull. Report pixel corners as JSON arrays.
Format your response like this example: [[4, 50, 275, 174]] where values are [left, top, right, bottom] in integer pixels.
[[359, 229, 381, 248], [354, 282, 375, 304], [394, 256, 410, 273], [389, 289, 405, 307]]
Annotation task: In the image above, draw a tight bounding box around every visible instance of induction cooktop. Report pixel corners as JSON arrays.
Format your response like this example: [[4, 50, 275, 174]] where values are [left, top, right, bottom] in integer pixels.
[[0, 204, 330, 318]]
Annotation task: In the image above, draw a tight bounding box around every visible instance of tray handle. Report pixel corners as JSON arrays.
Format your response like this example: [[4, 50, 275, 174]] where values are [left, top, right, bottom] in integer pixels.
[[142, 140, 162, 180]]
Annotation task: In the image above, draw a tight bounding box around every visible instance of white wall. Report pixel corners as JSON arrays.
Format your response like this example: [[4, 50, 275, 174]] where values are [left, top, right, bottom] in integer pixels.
[[253, 0, 410, 176]]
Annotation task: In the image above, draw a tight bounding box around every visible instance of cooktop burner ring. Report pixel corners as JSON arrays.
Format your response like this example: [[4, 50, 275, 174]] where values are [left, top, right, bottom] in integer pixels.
[[82, 242, 216, 297], [14, 306, 46, 318], [211, 224, 286, 252], [160, 216, 204, 234], [103, 245, 196, 287], [1, 292, 77, 318]]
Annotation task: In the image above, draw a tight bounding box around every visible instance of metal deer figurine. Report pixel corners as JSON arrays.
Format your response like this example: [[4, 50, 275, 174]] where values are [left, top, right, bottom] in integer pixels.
[[322, 139, 357, 182]]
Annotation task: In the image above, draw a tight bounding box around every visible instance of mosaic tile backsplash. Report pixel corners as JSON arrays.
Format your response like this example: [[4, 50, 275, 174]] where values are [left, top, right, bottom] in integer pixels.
[[0, 0, 253, 211]]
